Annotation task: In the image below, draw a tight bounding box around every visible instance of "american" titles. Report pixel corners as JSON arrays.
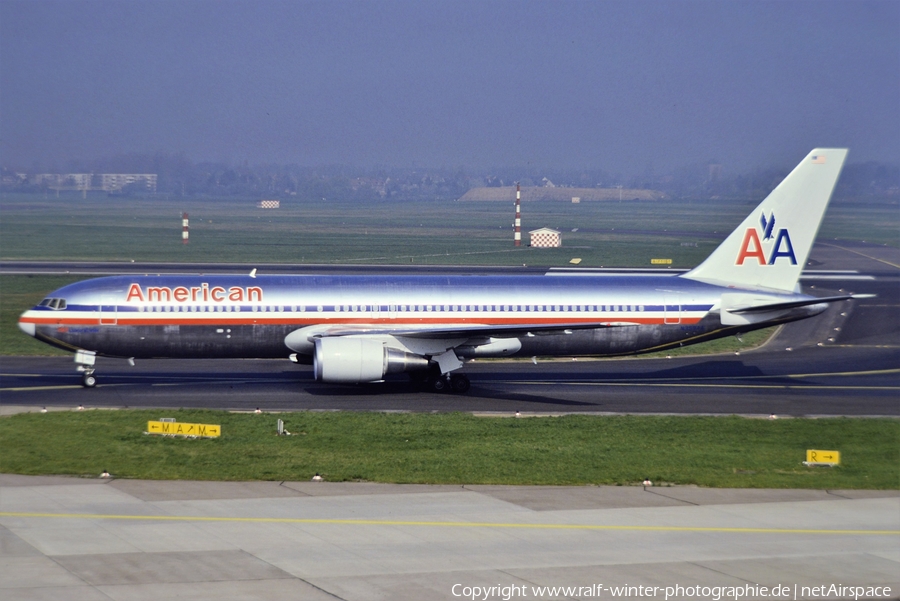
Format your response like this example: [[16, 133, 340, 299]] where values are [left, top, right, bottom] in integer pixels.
[[125, 283, 263, 304]]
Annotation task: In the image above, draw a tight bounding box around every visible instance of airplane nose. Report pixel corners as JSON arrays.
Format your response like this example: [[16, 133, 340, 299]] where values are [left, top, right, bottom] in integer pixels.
[[18, 316, 35, 337]]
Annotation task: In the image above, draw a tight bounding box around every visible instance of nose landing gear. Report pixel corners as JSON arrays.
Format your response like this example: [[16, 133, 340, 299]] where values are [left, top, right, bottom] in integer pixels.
[[81, 371, 97, 388], [75, 350, 97, 388]]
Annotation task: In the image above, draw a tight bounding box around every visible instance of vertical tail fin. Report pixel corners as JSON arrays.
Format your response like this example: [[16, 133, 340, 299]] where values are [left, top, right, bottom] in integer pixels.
[[682, 148, 848, 292]]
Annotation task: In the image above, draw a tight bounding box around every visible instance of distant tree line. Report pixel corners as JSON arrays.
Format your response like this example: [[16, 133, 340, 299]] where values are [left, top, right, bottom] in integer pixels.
[[2, 152, 897, 203]]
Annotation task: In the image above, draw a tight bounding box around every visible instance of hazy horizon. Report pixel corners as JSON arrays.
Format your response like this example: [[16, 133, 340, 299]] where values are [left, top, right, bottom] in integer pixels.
[[2, 0, 897, 177]]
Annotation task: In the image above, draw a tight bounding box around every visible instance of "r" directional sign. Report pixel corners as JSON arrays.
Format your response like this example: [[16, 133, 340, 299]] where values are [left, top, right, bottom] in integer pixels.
[[805, 449, 840, 466]]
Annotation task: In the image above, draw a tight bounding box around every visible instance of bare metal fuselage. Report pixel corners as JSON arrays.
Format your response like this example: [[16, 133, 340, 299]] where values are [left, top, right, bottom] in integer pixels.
[[23, 273, 822, 361]]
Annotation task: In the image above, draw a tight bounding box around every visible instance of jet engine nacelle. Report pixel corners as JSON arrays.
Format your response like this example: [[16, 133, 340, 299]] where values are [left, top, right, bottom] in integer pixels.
[[313, 337, 430, 383]]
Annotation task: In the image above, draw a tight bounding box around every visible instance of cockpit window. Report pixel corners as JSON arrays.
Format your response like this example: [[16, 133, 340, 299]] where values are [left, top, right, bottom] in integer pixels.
[[39, 298, 67, 310]]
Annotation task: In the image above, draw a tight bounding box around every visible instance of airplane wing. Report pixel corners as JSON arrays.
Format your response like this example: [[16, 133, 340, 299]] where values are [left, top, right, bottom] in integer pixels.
[[284, 320, 631, 361], [307, 321, 626, 340]]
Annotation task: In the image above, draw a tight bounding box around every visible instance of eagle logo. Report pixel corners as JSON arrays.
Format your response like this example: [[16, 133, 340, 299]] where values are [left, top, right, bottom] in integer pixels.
[[759, 212, 776, 240]]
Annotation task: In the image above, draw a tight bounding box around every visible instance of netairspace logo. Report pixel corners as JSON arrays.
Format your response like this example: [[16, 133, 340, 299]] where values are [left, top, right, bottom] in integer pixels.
[[450, 583, 894, 600]]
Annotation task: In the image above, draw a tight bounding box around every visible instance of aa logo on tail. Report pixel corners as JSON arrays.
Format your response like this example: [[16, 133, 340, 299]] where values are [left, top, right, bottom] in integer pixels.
[[735, 212, 797, 266]]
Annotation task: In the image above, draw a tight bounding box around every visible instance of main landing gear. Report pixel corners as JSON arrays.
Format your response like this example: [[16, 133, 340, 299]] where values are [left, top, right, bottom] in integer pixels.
[[411, 367, 471, 393], [424, 350, 470, 393], [429, 373, 470, 394]]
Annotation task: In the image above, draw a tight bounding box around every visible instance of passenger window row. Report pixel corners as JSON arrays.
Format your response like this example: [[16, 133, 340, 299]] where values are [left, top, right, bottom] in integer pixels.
[[133, 303, 647, 313]]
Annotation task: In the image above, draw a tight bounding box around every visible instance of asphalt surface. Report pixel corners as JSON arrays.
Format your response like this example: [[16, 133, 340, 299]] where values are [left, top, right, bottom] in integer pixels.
[[2, 344, 898, 416], [2, 242, 898, 416]]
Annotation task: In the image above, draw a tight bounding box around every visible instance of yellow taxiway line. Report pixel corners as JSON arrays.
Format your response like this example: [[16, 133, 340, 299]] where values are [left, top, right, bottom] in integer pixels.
[[820, 242, 900, 270], [1, 511, 897, 536]]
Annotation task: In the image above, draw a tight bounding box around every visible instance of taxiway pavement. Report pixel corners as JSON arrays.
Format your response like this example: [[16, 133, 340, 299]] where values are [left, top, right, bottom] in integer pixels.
[[1, 475, 897, 601]]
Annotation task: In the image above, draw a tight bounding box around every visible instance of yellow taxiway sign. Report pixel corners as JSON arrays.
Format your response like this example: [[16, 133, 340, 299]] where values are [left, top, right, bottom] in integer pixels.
[[147, 421, 220, 438], [805, 449, 840, 465]]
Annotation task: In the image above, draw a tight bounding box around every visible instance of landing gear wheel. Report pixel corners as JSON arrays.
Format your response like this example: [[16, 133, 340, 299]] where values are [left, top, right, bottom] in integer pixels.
[[82, 374, 97, 388], [450, 374, 470, 393], [431, 377, 447, 392]]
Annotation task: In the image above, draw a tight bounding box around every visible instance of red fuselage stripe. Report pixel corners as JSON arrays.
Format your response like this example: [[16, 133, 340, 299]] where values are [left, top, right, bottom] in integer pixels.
[[23, 316, 703, 327]]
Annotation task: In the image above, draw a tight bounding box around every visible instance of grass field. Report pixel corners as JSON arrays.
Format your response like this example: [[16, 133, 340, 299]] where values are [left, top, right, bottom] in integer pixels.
[[2, 194, 896, 267], [0, 195, 722, 266], [0, 410, 896, 488]]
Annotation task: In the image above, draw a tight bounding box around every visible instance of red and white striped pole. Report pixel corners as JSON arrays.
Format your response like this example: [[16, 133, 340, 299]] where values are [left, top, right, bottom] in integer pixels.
[[514, 183, 521, 247], [182, 212, 189, 245]]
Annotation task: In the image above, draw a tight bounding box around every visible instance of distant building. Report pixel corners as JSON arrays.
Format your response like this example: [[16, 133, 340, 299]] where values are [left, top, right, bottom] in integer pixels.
[[32, 173, 157, 193], [35, 173, 92, 189], [98, 174, 157, 193], [257, 200, 280, 209], [529, 228, 561, 248], [1, 172, 28, 187]]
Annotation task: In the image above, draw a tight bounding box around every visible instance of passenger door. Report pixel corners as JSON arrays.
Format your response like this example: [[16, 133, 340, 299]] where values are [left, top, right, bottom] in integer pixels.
[[663, 293, 682, 325]]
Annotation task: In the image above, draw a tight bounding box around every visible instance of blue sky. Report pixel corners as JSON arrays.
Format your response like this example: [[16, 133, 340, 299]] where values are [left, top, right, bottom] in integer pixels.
[[1, 0, 897, 174]]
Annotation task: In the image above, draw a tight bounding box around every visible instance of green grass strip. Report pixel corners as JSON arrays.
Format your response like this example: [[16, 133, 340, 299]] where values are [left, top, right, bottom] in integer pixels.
[[2, 410, 897, 489]]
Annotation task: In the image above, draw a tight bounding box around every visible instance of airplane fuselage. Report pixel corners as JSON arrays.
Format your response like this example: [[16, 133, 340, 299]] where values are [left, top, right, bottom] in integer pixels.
[[20, 273, 820, 361]]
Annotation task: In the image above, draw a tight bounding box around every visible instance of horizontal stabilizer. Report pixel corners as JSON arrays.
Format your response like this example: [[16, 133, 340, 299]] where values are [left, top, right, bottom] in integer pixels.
[[719, 291, 873, 326], [727, 293, 873, 314]]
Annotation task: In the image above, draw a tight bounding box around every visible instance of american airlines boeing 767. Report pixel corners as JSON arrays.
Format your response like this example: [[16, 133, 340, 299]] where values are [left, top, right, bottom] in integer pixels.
[[19, 149, 865, 392]]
